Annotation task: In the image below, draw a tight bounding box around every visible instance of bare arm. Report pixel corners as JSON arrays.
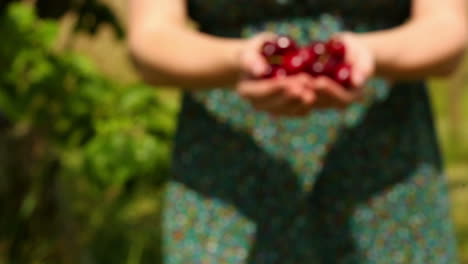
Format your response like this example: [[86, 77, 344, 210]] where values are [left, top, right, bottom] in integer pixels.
[[127, 0, 320, 117], [128, 0, 250, 89], [357, 0, 467, 80]]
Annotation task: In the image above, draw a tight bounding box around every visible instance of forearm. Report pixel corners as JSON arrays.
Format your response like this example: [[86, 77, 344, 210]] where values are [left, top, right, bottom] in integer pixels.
[[358, 16, 467, 80], [128, 26, 245, 90]]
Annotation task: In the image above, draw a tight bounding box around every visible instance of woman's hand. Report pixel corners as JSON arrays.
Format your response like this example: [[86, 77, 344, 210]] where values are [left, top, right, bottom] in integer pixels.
[[236, 73, 317, 117], [311, 33, 376, 109], [340, 32, 376, 88], [237, 33, 277, 78]]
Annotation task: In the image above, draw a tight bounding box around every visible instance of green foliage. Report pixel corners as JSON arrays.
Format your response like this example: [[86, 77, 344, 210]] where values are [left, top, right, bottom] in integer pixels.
[[0, 3, 175, 263], [0, 2, 174, 185]]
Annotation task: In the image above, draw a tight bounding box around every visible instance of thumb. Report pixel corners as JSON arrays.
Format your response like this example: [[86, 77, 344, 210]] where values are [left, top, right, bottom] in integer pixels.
[[248, 52, 271, 77], [352, 71, 366, 87], [242, 32, 277, 77]]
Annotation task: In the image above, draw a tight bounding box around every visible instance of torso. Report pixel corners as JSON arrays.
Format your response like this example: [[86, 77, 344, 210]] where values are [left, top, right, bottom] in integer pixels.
[[163, 1, 458, 263]]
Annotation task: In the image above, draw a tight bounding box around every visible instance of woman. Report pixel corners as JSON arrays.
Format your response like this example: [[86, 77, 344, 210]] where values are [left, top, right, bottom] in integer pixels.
[[128, 0, 466, 263]]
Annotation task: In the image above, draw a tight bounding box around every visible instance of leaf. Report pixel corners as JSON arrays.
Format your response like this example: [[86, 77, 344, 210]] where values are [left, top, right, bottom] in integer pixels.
[[37, 20, 59, 48], [7, 3, 36, 31]]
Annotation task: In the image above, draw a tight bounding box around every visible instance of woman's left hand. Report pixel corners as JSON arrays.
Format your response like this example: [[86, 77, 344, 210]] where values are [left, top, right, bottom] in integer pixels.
[[311, 32, 376, 109]]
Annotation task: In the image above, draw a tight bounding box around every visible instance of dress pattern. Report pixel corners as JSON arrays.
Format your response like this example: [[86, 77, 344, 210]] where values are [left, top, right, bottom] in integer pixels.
[[163, 0, 459, 263]]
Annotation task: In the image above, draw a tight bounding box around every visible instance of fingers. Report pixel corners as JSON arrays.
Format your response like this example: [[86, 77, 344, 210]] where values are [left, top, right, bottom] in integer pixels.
[[237, 73, 316, 117], [263, 82, 316, 117], [350, 46, 374, 88], [237, 73, 363, 116], [269, 74, 316, 117], [236, 78, 282, 99], [238, 71, 366, 117], [312, 76, 362, 109], [241, 32, 278, 77], [246, 50, 270, 77], [252, 82, 302, 110], [333, 32, 375, 88]]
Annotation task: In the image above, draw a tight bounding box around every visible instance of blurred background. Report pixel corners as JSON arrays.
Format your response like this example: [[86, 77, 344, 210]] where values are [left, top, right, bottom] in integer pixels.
[[0, 0, 467, 263]]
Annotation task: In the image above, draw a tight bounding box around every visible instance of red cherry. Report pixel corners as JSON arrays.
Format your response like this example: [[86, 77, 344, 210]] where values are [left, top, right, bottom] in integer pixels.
[[323, 57, 339, 77], [333, 63, 352, 88], [326, 39, 346, 60], [275, 35, 298, 55], [298, 48, 317, 68], [308, 41, 327, 57], [308, 60, 326, 76], [282, 50, 307, 74], [261, 41, 279, 57]]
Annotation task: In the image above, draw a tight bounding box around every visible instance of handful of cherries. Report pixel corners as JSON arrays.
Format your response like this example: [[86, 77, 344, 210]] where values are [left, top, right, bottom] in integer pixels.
[[260, 35, 353, 89]]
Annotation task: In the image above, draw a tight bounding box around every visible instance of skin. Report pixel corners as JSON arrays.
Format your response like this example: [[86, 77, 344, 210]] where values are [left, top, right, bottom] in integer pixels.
[[128, 0, 467, 117]]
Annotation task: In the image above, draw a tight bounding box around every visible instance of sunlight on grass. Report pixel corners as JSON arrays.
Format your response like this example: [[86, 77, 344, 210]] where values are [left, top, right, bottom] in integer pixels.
[[448, 165, 468, 264], [429, 79, 468, 263]]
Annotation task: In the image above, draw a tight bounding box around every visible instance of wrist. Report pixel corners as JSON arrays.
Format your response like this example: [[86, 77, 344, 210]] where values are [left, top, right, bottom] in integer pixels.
[[355, 33, 386, 76], [226, 39, 248, 74]]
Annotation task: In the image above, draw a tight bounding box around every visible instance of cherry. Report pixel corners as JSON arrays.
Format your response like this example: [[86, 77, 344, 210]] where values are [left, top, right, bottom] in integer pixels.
[[282, 50, 307, 74], [261, 41, 279, 57], [333, 63, 352, 88], [308, 60, 326, 76], [308, 41, 327, 57], [259, 36, 353, 90], [308, 56, 335, 77], [323, 57, 339, 77], [298, 48, 317, 68], [275, 36, 298, 55], [326, 39, 346, 60]]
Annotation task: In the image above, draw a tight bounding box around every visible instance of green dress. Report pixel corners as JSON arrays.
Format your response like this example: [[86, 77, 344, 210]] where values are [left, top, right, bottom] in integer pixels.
[[163, 0, 459, 263]]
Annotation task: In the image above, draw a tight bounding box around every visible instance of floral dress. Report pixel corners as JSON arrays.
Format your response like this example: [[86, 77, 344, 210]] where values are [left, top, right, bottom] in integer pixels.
[[163, 0, 459, 263]]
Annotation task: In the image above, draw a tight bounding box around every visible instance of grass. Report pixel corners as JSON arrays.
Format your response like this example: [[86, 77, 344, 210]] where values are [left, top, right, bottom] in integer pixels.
[[448, 164, 468, 263], [429, 79, 468, 263]]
